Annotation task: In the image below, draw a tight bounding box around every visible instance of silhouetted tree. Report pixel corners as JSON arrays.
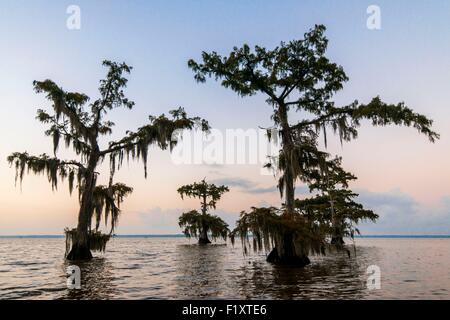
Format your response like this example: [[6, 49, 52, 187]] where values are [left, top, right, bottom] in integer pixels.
[[178, 179, 229, 244], [301, 156, 378, 247], [189, 25, 438, 266], [8, 61, 209, 260]]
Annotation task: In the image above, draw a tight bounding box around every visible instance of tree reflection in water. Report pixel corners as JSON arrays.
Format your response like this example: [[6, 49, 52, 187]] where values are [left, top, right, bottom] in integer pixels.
[[237, 247, 379, 300], [174, 242, 380, 299], [50, 241, 382, 300], [175, 244, 228, 299]]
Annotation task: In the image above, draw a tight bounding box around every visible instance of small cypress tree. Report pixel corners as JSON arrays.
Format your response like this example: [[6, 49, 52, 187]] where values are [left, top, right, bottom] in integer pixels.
[[178, 179, 230, 244]]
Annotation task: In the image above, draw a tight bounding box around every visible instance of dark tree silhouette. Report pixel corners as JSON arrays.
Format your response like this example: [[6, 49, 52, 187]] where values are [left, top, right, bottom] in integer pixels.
[[300, 156, 378, 247], [230, 154, 378, 265], [8, 61, 209, 260], [189, 25, 438, 266], [178, 179, 229, 244]]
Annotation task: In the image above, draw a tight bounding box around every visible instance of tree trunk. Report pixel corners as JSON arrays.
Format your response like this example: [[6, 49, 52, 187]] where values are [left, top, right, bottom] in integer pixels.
[[66, 151, 99, 261], [267, 233, 311, 267], [198, 193, 211, 245], [278, 102, 296, 214], [198, 218, 211, 245], [66, 188, 94, 260], [331, 235, 345, 246], [270, 102, 310, 267], [331, 218, 345, 247], [329, 190, 345, 247], [198, 234, 211, 245]]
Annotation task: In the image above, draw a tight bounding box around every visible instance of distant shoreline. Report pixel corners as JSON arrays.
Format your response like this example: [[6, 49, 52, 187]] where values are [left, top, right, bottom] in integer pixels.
[[0, 234, 449, 239]]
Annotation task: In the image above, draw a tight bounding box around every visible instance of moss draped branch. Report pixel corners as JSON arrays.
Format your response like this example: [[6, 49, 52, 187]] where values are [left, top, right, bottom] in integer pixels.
[[179, 210, 229, 242], [7, 152, 85, 193], [91, 183, 133, 234], [191, 24, 439, 262], [33, 80, 92, 142], [289, 97, 439, 144], [8, 60, 210, 259], [103, 107, 209, 178], [177, 179, 230, 243]]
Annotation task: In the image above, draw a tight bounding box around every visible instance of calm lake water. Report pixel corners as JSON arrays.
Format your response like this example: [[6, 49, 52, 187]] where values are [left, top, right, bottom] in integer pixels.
[[0, 237, 449, 300]]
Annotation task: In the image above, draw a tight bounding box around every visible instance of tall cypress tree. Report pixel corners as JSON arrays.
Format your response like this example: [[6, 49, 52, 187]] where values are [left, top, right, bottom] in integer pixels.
[[189, 25, 438, 265]]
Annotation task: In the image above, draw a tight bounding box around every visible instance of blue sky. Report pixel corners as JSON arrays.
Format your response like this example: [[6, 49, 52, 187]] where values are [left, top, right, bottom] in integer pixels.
[[0, 0, 449, 235]]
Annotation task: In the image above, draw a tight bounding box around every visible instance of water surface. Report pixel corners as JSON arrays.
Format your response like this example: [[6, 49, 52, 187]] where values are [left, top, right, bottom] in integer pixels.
[[0, 237, 449, 299]]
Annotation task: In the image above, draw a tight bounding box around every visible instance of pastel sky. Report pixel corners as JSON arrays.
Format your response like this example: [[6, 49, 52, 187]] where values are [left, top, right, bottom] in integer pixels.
[[0, 0, 449, 235]]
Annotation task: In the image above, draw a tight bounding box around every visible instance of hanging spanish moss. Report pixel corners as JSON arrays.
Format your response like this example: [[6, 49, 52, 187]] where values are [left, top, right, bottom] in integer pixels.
[[179, 210, 229, 242], [64, 181, 132, 257], [177, 179, 230, 244], [7, 152, 84, 193], [189, 24, 438, 266], [108, 108, 209, 180], [230, 207, 326, 259], [65, 228, 111, 256], [8, 60, 209, 260], [91, 182, 133, 234], [304, 156, 379, 248]]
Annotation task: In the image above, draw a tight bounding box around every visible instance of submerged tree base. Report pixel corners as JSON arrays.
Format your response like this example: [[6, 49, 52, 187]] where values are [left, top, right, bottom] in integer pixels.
[[230, 207, 324, 267], [331, 236, 345, 246], [66, 244, 93, 261], [266, 248, 311, 267], [65, 228, 111, 261], [198, 237, 212, 245]]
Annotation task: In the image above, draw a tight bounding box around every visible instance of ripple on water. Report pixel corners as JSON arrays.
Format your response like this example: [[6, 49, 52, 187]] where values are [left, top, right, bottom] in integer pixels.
[[1, 237, 450, 299]]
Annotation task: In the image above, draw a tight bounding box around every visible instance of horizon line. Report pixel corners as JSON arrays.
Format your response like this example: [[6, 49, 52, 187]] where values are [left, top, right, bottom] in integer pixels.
[[1, 234, 449, 239]]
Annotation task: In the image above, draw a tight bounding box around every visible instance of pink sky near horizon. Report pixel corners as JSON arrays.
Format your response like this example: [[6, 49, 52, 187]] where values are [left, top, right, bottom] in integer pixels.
[[1, 0, 450, 235]]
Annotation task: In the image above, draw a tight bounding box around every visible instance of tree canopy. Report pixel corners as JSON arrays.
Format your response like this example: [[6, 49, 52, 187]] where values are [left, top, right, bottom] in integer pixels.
[[178, 179, 230, 243], [190, 25, 439, 264], [8, 60, 209, 259]]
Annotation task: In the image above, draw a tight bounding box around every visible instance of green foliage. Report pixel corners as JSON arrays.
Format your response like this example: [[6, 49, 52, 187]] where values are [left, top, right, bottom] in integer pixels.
[[189, 25, 438, 196], [188, 24, 346, 102], [295, 191, 378, 239], [65, 228, 111, 254], [91, 183, 133, 234], [304, 156, 378, 242], [8, 60, 209, 256], [273, 130, 329, 199], [230, 207, 327, 257], [107, 107, 209, 178], [178, 179, 229, 212], [291, 96, 439, 145], [7, 152, 84, 193], [232, 156, 376, 256], [177, 179, 230, 242], [179, 210, 229, 242], [190, 24, 438, 260]]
